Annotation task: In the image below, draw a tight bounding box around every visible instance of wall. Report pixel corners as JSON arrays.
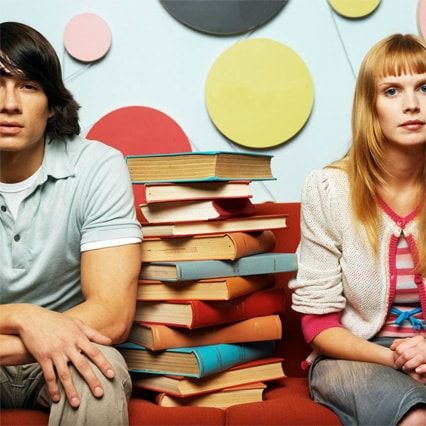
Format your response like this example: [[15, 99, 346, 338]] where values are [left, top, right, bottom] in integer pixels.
[[1, 0, 421, 201]]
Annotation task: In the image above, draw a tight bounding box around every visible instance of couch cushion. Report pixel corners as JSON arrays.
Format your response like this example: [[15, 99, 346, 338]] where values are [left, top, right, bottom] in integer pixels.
[[225, 378, 340, 425], [0, 380, 340, 426], [0, 409, 48, 425]]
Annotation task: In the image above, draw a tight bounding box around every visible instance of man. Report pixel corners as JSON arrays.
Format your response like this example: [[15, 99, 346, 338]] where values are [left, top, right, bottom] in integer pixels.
[[0, 22, 142, 425]]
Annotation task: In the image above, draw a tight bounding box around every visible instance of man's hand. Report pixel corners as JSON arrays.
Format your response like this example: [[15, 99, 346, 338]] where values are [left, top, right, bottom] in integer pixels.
[[17, 305, 115, 407], [391, 336, 426, 383]]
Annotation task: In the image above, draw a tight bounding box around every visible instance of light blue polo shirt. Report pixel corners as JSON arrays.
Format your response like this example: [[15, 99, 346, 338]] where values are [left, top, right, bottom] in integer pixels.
[[0, 136, 142, 312]]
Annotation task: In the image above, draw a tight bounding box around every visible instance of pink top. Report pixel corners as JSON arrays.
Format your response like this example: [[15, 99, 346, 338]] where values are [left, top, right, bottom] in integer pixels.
[[301, 198, 425, 344]]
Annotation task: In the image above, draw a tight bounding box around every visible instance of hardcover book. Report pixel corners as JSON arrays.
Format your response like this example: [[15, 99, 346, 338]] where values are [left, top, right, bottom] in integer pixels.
[[139, 198, 255, 224], [139, 252, 297, 281], [141, 214, 287, 238], [131, 357, 285, 397], [155, 382, 266, 408], [126, 151, 274, 183], [134, 180, 252, 204], [133, 288, 285, 328], [141, 230, 275, 262], [118, 340, 275, 378], [136, 274, 274, 301], [128, 315, 282, 351]]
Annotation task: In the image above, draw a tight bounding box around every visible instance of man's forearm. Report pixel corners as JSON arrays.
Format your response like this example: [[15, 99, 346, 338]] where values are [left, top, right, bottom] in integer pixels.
[[66, 299, 135, 345], [0, 334, 34, 365]]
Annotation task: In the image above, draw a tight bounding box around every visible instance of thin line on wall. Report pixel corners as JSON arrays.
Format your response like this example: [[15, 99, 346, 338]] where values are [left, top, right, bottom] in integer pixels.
[[328, 4, 356, 79]]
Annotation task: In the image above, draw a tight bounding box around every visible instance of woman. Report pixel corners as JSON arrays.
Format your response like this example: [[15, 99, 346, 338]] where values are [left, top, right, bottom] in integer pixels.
[[290, 33, 426, 425]]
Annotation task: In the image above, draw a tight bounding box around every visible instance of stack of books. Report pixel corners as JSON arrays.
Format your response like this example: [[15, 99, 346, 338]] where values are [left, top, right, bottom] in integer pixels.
[[119, 151, 297, 409]]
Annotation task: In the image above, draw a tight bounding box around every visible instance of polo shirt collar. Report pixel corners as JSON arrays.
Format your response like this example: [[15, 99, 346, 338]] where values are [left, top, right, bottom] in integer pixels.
[[40, 136, 75, 182]]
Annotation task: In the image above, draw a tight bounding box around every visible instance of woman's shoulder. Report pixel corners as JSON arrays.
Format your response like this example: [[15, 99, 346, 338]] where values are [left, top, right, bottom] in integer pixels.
[[303, 166, 349, 196]]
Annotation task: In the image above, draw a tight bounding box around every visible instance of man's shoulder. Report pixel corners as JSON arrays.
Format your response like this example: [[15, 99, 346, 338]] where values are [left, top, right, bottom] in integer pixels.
[[66, 136, 123, 162], [65, 136, 124, 167]]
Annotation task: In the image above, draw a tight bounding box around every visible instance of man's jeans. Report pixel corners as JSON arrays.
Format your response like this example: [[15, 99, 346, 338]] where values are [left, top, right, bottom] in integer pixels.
[[0, 344, 132, 426]]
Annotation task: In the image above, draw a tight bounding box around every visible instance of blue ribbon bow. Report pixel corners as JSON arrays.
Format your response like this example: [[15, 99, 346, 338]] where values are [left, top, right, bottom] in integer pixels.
[[390, 307, 425, 331]]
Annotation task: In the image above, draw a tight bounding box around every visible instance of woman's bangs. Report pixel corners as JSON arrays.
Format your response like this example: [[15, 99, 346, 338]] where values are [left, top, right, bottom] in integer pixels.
[[376, 45, 426, 78]]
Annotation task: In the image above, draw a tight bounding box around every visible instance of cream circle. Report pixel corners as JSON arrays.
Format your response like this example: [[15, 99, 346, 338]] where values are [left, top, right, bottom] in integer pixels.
[[64, 13, 112, 62]]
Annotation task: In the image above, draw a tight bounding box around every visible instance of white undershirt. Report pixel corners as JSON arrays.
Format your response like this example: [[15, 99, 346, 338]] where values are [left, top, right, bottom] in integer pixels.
[[0, 167, 41, 219], [0, 168, 140, 252]]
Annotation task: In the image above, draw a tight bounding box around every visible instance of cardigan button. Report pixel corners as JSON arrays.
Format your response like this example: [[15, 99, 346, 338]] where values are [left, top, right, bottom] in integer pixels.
[[414, 275, 423, 285]]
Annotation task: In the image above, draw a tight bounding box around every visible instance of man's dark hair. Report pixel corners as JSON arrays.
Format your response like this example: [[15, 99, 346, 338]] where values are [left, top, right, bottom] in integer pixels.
[[0, 21, 80, 139]]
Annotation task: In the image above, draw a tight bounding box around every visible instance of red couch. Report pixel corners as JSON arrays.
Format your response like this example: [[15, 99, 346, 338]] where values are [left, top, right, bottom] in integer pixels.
[[1, 202, 340, 425]]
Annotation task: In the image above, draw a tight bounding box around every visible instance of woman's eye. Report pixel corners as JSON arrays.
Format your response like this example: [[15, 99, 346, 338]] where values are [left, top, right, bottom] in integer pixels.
[[419, 84, 426, 93], [384, 87, 397, 97]]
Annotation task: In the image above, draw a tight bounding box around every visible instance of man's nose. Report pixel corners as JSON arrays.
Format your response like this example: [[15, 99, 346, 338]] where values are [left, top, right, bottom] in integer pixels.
[[0, 85, 21, 113]]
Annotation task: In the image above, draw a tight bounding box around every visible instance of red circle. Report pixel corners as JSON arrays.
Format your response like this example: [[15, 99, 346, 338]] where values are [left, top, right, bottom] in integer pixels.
[[86, 106, 191, 156]]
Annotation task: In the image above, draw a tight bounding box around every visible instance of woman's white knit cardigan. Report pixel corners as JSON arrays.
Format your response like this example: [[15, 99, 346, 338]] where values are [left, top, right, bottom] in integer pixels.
[[289, 168, 423, 340]]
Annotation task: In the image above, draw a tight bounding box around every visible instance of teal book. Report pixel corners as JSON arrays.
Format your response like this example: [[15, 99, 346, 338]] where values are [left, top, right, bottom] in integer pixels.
[[125, 151, 275, 183], [139, 252, 297, 282], [117, 341, 275, 378]]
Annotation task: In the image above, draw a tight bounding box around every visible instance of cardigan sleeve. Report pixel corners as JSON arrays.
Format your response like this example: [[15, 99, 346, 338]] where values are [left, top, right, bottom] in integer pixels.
[[301, 313, 344, 343], [289, 169, 347, 314]]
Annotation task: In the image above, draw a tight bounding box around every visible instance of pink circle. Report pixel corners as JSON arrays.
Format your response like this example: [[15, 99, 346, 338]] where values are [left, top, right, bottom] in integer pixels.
[[64, 13, 112, 62], [419, 0, 426, 39], [86, 106, 191, 157]]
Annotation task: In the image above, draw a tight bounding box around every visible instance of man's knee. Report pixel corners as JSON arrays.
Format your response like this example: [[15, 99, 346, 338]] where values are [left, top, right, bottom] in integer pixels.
[[92, 344, 131, 397]]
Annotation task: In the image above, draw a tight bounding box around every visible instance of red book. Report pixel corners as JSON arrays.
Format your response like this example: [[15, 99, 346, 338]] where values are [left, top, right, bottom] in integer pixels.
[[139, 198, 255, 224], [133, 288, 285, 328]]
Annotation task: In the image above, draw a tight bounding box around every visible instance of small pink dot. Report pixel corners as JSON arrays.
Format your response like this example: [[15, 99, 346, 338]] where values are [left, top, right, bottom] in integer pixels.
[[64, 13, 112, 62], [419, 0, 426, 39]]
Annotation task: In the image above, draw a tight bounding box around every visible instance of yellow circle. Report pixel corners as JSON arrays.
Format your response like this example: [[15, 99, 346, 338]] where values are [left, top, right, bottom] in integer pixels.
[[205, 38, 314, 148], [328, 0, 381, 18]]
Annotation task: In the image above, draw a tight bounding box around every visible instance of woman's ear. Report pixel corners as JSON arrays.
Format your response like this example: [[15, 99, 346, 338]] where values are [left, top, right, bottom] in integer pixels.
[[47, 110, 54, 119]]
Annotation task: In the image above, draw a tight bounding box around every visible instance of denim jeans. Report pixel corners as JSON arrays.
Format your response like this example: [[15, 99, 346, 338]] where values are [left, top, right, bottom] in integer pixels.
[[309, 337, 426, 426], [0, 344, 132, 426]]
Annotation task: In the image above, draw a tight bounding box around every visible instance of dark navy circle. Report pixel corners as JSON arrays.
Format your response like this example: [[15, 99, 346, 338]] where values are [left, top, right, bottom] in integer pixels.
[[160, 0, 288, 35]]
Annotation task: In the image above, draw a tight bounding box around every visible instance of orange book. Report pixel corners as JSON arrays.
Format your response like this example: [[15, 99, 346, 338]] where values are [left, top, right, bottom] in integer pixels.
[[141, 230, 275, 262], [136, 274, 274, 301], [132, 357, 285, 397], [128, 315, 282, 350], [155, 382, 266, 408]]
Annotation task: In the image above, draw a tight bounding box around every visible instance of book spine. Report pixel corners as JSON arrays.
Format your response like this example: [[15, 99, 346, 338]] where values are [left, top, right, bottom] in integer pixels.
[[194, 341, 275, 377], [225, 275, 274, 299], [145, 315, 281, 350], [173, 253, 297, 281], [230, 231, 275, 260], [190, 288, 285, 328]]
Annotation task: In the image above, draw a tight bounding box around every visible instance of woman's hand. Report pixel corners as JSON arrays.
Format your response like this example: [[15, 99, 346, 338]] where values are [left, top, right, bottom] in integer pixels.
[[391, 336, 426, 383]]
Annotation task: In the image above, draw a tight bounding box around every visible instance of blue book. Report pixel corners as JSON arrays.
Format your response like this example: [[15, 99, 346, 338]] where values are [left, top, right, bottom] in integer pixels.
[[139, 252, 297, 282], [125, 151, 275, 183], [117, 341, 275, 378]]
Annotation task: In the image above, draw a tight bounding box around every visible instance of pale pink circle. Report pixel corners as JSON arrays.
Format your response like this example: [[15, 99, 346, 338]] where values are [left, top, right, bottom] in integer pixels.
[[64, 13, 112, 62], [419, 0, 426, 39]]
